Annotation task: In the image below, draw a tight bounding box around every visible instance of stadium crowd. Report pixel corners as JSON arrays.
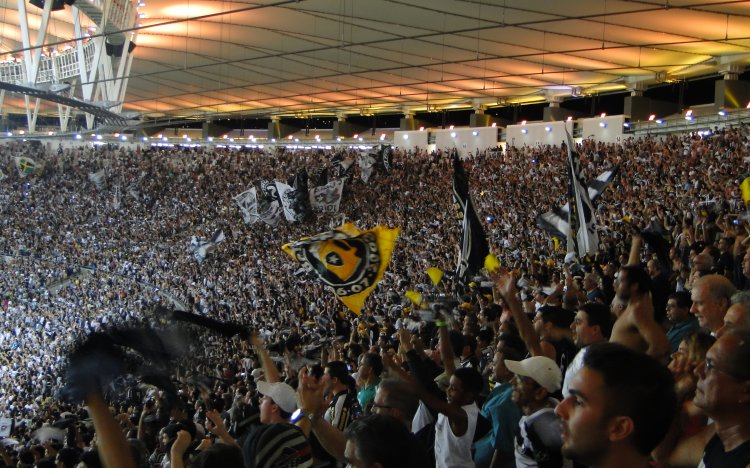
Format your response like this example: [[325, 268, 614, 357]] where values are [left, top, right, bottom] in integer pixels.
[[0, 122, 749, 468]]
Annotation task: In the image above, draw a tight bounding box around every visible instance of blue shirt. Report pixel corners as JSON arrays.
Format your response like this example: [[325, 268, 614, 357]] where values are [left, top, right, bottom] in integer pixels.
[[473, 382, 522, 468], [666, 315, 700, 354]]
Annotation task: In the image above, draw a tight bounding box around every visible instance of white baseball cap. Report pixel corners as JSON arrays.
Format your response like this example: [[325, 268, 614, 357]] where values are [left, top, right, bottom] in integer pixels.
[[505, 356, 562, 393], [256, 381, 298, 413]]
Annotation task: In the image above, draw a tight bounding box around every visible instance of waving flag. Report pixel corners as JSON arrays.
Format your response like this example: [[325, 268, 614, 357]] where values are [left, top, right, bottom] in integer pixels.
[[277, 170, 312, 223], [189, 230, 225, 264], [88, 170, 106, 189], [380, 145, 393, 172], [258, 180, 283, 227], [536, 165, 617, 257], [564, 130, 598, 258], [452, 153, 489, 287], [282, 223, 400, 314], [14, 157, 38, 177], [310, 179, 345, 213], [358, 152, 377, 183], [234, 188, 259, 225]]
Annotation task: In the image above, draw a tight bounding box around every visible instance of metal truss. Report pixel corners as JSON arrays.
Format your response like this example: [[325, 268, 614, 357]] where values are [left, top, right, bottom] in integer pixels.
[[0, 0, 138, 132]]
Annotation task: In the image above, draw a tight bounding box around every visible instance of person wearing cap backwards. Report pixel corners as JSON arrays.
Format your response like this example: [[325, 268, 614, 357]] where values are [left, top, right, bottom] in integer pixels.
[[505, 355, 571, 468]]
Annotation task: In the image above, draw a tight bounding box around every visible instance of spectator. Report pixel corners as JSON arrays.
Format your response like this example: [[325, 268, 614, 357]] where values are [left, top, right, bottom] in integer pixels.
[[690, 275, 736, 335], [610, 265, 669, 360], [562, 302, 612, 397], [555, 343, 676, 468], [665, 291, 699, 354], [355, 353, 383, 413], [505, 356, 568, 468], [693, 328, 750, 467], [717, 290, 750, 337], [473, 347, 523, 468]]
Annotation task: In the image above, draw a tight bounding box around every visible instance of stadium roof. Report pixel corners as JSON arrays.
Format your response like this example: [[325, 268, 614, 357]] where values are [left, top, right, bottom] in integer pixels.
[[1, 0, 750, 121]]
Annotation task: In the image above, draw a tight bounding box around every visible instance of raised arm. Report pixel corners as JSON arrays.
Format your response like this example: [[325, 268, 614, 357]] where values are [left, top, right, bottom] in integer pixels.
[[490, 270, 545, 358], [250, 332, 281, 383], [437, 321, 456, 376], [296, 367, 347, 462], [86, 391, 136, 468], [382, 352, 469, 437], [627, 234, 643, 266]]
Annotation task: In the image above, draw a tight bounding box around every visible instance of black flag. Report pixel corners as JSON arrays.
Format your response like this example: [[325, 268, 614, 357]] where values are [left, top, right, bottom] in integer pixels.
[[452, 152, 490, 287]]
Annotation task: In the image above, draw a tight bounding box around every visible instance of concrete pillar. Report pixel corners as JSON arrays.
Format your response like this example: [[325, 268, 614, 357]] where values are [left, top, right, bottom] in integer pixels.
[[715, 64, 749, 109], [333, 114, 367, 139], [268, 116, 300, 140]]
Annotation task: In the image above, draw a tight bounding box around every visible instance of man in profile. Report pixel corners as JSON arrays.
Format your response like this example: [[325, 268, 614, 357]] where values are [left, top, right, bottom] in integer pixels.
[[690, 274, 736, 335], [555, 342, 676, 468], [693, 328, 750, 467]]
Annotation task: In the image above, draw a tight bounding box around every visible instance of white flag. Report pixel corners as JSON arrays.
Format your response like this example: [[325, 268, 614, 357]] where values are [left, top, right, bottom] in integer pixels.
[[358, 152, 377, 183], [310, 179, 345, 213], [275, 181, 298, 222], [88, 170, 106, 189], [234, 188, 259, 224], [189, 230, 225, 264]]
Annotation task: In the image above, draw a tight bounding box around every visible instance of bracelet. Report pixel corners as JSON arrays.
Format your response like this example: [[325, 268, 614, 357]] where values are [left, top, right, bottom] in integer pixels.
[[435, 320, 447, 327]]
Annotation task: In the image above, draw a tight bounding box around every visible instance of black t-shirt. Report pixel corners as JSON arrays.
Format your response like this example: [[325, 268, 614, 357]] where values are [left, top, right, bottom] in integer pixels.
[[702, 433, 750, 468]]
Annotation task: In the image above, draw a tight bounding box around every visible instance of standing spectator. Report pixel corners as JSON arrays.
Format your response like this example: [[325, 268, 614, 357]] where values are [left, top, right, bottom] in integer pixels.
[[690, 275, 736, 335], [555, 343, 676, 468], [323, 361, 361, 432], [356, 353, 382, 413], [665, 291, 699, 354], [505, 355, 569, 468], [473, 348, 523, 468], [562, 302, 612, 397], [610, 265, 670, 360]]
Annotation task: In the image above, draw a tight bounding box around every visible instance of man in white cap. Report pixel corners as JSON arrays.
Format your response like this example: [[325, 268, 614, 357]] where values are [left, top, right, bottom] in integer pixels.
[[256, 380, 298, 424], [505, 355, 570, 468]]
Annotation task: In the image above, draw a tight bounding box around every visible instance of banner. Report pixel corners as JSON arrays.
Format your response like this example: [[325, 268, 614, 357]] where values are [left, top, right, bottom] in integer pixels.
[[282, 223, 400, 314], [310, 179, 345, 213], [234, 188, 259, 225]]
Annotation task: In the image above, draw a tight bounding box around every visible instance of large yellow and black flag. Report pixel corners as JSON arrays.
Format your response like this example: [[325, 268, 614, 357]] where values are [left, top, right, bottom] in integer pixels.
[[282, 223, 400, 315]]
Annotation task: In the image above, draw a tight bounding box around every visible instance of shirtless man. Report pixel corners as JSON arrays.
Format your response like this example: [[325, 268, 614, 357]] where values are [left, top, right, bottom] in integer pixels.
[[609, 265, 669, 361]]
